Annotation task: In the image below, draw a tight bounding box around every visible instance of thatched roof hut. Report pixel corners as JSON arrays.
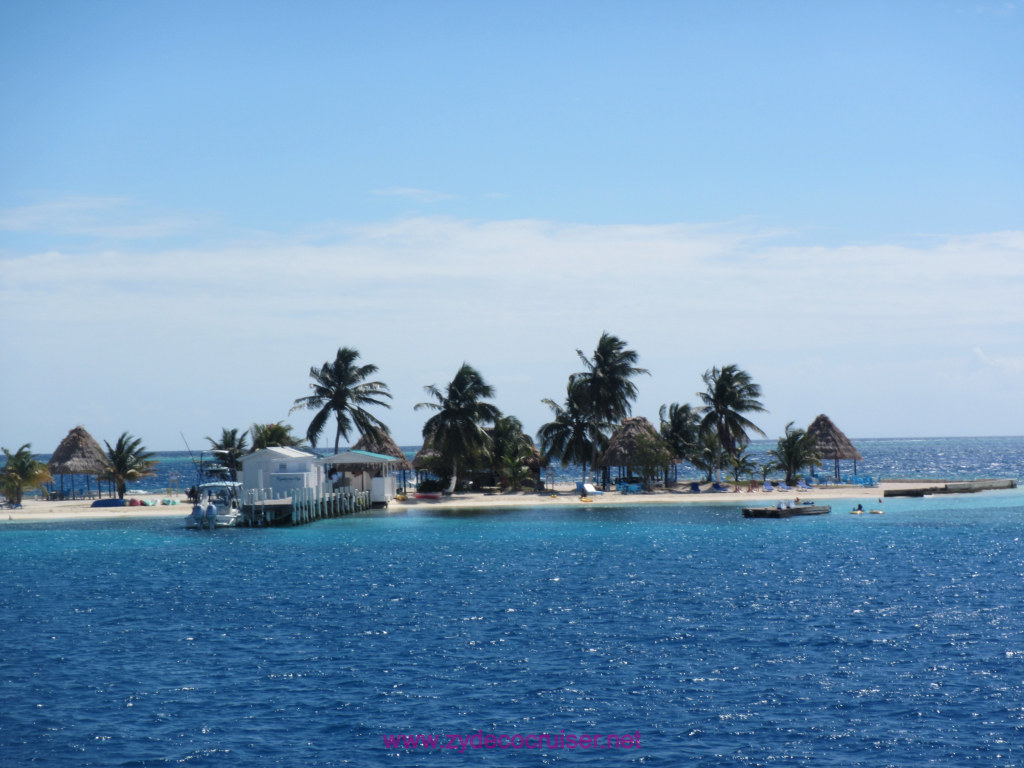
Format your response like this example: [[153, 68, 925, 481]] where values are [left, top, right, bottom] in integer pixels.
[[525, 443, 543, 474], [48, 426, 109, 498], [806, 414, 863, 480], [596, 417, 669, 470], [352, 431, 414, 472], [48, 426, 108, 475], [411, 443, 440, 471]]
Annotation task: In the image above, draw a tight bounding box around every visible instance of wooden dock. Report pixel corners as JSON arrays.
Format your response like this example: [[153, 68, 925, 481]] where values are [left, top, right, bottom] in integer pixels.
[[884, 478, 1017, 498], [242, 485, 372, 526]]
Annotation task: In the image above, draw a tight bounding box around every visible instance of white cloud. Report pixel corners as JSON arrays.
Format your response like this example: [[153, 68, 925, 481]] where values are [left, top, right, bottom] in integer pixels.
[[0, 196, 214, 240], [971, 347, 1024, 376], [3, 213, 1023, 448]]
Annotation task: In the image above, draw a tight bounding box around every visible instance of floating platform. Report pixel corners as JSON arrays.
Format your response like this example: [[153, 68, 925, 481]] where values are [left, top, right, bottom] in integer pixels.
[[884, 479, 1017, 498], [743, 504, 831, 518]]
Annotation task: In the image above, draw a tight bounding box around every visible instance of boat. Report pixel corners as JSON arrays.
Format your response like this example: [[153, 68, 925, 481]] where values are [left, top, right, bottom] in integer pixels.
[[743, 503, 831, 518], [185, 481, 243, 529]]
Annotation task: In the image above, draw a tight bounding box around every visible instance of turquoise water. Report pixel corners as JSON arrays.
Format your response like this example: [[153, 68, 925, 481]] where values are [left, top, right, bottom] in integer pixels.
[[3, 489, 1024, 765]]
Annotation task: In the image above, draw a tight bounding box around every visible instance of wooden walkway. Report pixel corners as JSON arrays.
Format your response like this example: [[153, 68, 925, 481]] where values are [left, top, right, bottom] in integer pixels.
[[289, 485, 371, 525], [241, 485, 372, 526]]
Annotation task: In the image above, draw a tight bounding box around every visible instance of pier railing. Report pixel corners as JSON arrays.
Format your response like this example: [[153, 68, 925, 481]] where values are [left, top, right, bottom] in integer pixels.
[[289, 484, 371, 525]]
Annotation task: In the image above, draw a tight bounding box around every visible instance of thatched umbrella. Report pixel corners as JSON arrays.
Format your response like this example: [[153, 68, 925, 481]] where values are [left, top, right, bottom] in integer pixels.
[[353, 430, 414, 489], [596, 417, 670, 488], [806, 414, 863, 481], [411, 443, 439, 472], [352, 431, 414, 472], [48, 426, 109, 499]]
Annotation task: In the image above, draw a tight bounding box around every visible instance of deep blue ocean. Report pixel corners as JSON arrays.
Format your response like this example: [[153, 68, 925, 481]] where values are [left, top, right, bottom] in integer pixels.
[[3, 438, 1023, 766]]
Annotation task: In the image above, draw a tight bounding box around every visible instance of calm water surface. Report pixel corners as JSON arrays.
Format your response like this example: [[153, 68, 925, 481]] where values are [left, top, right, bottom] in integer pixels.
[[3, 492, 1024, 766]]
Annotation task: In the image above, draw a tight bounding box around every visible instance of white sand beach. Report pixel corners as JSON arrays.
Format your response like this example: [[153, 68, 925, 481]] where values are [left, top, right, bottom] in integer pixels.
[[1, 480, 955, 524]]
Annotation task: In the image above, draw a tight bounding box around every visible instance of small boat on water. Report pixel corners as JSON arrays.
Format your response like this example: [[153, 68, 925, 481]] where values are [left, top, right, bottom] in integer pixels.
[[185, 481, 242, 529], [743, 503, 831, 519]]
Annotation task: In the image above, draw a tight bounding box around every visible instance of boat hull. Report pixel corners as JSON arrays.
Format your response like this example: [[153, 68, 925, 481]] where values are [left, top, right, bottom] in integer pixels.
[[185, 511, 241, 529]]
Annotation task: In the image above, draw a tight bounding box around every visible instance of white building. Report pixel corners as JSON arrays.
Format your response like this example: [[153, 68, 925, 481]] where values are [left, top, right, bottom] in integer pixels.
[[318, 450, 402, 505], [240, 447, 324, 497]]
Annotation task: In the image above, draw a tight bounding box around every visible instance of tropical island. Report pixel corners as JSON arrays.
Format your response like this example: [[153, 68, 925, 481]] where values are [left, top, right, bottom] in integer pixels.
[[3, 332, 1015, 522]]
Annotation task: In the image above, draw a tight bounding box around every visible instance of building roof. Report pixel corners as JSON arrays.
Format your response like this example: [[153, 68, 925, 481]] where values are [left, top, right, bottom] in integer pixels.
[[806, 414, 863, 461], [317, 449, 401, 465], [240, 446, 319, 463], [48, 426, 108, 475], [352, 431, 414, 471], [596, 417, 667, 467]]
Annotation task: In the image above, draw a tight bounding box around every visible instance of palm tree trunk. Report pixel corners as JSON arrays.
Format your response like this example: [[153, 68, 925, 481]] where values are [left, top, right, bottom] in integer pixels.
[[447, 459, 458, 494], [715, 418, 726, 484]]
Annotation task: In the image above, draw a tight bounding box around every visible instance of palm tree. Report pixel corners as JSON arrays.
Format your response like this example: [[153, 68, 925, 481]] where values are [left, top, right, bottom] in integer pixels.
[[496, 442, 534, 491], [759, 460, 780, 483], [415, 363, 501, 493], [488, 415, 535, 489], [690, 430, 721, 483], [729, 449, 759, 485], [1, 444, 52, 505], [205, 427, 249, 478], [572, 332, 649, 479], [697, 364, 767, 482], [290, 347, 392, 452], [537, 380, 606, 485], [250, 422, 307, 451], [768, 422, 822, 485], [101, 433, 157, 500], [630, 431, 674, 491], [659, 402, 701, 474]]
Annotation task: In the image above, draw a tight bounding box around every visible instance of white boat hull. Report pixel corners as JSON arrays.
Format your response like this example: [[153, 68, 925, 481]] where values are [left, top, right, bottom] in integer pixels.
[[184, 482, 243, 529], [185, 510, 241, 529]]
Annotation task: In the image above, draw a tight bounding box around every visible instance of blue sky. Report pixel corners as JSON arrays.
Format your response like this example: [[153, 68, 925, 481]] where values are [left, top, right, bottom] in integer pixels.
[[2, 0, 1022, 451]]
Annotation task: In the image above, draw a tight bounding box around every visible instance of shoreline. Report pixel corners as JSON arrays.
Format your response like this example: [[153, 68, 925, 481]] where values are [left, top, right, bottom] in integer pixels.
[[3, 479, 1018, 524]]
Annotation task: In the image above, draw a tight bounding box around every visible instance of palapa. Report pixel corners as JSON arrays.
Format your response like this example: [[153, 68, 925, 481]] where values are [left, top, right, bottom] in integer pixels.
[[806, 414, 863, 480], [409, 442, 438, 473], [352, 431, 414, 472], [596, 417, 668, 467], [48, 426, 108, 474], [47, 426, 110, 498]]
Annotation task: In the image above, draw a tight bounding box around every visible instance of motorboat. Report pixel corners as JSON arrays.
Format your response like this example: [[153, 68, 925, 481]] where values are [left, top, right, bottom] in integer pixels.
[[185, 481, 243, 529]]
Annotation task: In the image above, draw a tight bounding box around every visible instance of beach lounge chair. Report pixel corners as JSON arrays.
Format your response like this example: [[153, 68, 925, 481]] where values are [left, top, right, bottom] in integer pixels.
[[797, 479, 813, 491], [688, 482, 702, 493], [582, 483, 604, 496], [776, 481, 793, 492], [762, 481, 774, 492], [711, 482, 730, 493]]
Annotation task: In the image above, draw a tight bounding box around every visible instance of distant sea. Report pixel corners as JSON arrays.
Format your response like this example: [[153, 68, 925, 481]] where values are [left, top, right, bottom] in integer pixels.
[[28, 435, 1024, 496], [3, 437, 1023, 766]]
